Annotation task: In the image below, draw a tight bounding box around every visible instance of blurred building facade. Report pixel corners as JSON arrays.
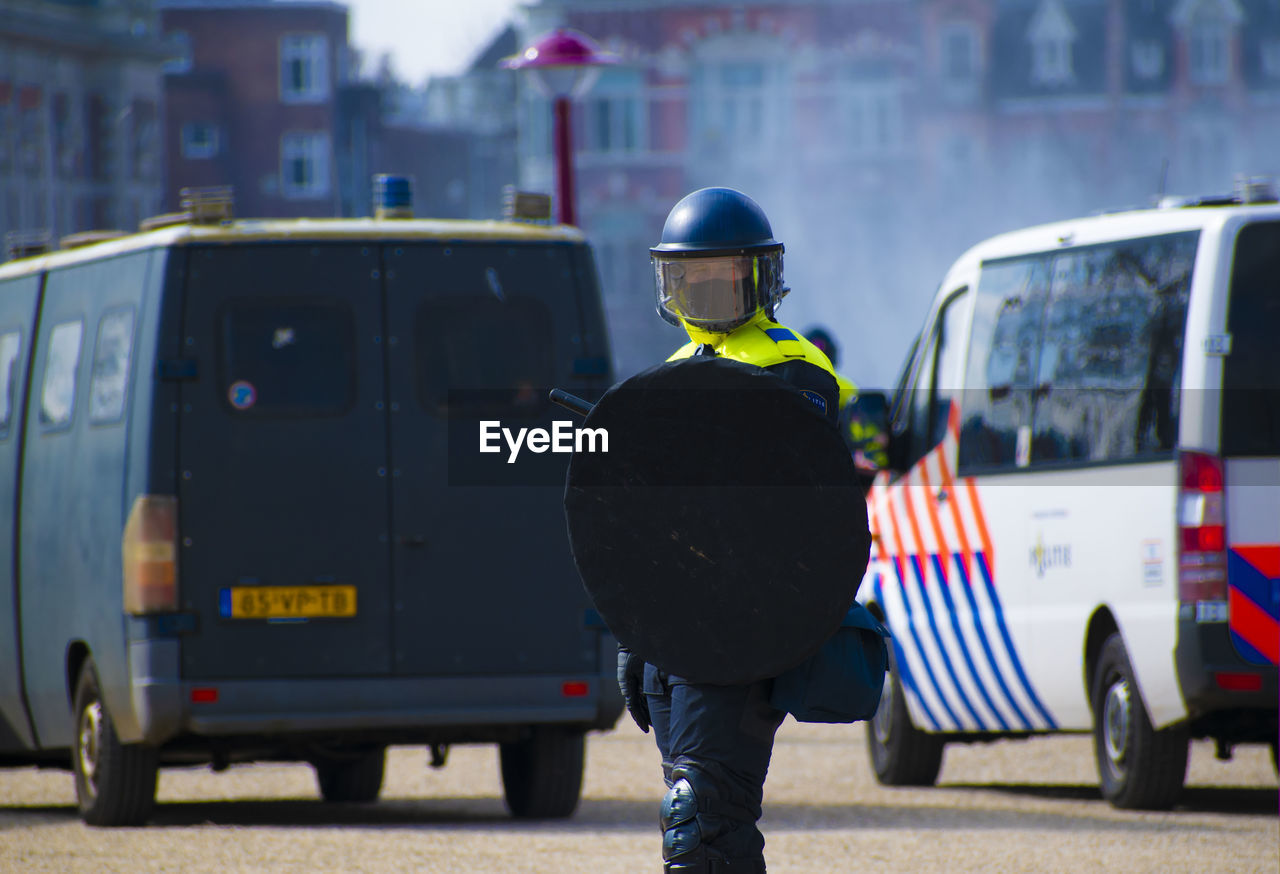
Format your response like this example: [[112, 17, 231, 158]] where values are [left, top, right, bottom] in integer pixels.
[[421, 25, 520, 220], [0, 0, 171, 247], [159, 0, 355, 217], [512, 0, 1280, 381], [159, 0, 513, 220]]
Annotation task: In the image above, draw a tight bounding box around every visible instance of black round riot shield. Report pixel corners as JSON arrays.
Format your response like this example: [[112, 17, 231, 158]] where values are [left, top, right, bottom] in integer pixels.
[[564, 355, 871, 685]]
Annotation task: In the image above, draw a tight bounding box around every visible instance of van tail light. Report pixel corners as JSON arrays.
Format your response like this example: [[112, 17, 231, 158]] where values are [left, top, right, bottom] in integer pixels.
[[1213, 671, 1262, 692], [123, 495, 179, 614], [1177, 451, 1228, 604]]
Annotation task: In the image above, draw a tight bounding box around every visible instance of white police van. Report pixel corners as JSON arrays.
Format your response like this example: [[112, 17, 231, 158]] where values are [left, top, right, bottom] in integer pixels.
[[860, 180, 1279, 809]]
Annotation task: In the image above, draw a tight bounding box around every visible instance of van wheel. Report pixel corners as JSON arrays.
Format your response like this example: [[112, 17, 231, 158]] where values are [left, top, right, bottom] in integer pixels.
[[312, 746, 386, 803], [71, 659, 158, 826], [499, 726, 585, 819], [1092, 634, 1188, 810], [866, 653, 944, 786]]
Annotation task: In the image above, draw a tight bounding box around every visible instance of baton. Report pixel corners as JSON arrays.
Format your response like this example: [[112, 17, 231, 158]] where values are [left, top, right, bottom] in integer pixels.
[[549, 388, 595, 418]]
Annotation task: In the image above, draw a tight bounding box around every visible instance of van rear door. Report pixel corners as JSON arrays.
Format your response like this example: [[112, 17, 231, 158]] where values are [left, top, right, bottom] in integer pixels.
[[383, 242, 602, 677], [1220, 220, 1280, 667], [177, 245, 393, 678]]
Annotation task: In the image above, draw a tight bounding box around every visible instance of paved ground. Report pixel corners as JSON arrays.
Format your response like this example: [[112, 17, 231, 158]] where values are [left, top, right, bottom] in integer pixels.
[[0, 721, 1275, 873]]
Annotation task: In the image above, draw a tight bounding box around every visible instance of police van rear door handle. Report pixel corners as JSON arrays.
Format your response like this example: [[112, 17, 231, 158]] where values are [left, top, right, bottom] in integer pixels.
[[396, 534, 426, 547]]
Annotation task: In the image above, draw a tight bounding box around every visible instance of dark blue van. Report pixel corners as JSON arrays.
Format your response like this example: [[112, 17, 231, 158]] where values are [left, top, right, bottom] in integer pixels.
[[0, 194, 621, 825]]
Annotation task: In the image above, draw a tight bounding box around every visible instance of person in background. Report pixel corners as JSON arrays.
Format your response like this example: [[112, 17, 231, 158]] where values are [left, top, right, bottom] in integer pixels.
[[803, 325, 888, 482]]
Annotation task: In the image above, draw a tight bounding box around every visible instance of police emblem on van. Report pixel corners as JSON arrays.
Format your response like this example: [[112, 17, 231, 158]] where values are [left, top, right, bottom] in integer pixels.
[[1030, 535, 1072, 578]]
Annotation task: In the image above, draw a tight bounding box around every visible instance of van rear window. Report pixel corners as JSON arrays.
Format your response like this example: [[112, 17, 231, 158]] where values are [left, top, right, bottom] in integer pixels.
[[219, 301, 355, 416], [416, 296, 554, 418], [1222, 222, 1280, 456]]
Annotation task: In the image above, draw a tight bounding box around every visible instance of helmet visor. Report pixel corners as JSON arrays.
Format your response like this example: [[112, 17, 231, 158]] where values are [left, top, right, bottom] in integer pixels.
[[653, 254, 767, 332]]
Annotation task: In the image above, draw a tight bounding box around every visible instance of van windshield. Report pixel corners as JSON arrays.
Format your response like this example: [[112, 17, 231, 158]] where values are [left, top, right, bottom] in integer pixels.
[[1222, 221, 1280, 457]]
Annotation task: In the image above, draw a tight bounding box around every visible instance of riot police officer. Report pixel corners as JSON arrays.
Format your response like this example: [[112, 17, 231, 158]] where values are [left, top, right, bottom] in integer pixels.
[[617, 187, 847, 873], [803, 325, 889, 482]]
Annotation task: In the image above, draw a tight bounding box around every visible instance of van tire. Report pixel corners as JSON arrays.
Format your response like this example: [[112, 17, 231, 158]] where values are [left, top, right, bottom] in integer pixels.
[[71, 659, 158, 826], [312, 746, 386, 803], [1091, 634, 1188, 810], [499, 726, 585, 819], [866, 652, 944, 786]]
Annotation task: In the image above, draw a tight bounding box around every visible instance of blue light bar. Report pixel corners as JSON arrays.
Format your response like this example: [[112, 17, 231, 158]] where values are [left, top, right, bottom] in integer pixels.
[[373, 174, 413, 219]]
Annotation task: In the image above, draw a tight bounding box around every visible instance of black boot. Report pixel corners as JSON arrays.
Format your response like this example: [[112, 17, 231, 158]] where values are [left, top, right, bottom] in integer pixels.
[[664, 857, 766, 873]]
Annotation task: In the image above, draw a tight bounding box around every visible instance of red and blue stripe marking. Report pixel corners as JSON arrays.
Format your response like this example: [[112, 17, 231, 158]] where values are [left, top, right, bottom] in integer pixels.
[[1227, 544, 1279, 666]]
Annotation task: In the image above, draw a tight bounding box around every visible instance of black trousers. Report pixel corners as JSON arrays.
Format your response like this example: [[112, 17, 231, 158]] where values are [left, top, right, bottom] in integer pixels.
[[643, 663, 786, 862]]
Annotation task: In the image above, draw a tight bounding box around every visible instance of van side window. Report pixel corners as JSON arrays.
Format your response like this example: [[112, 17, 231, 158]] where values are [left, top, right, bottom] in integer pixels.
[[40, 320, 84, 429], [1034, 233, 1196, 463], [416, 297, 554, 418], [959, 258, 1050, 470], [959, 232, 1196, 473], [901, 287, 968, 468], [220, 301, 355, 416], [0, 331, 21, 439], [89, 308, 135, 425]]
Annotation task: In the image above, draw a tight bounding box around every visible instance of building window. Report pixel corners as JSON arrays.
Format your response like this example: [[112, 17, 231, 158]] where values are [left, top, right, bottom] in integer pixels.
[[280, 34, 330, 103], [1028, 0, 1077, 86], [280, 132, 331, 198], [581, 69, 644, 155], [1264, 41, 1280, 79], [839, 81, 904, 158], [52, 93, 81, 177], [88, 95, 113, 182], [132, 101, 158, 180], [942, 135, 975, 177], [0, 104, 11, 173], [583, 97, 642, 154], [181, 122, 220, 159], [719, 62, 766, 139], [690, 34, 790, 164], [1131, 40, 1165, 80], [1189, 23, 1230, 85], [941, 23, 979, 81], [164, 31, 192, 74], [693, 60, 769, 160], [19, 97, 43, 174]]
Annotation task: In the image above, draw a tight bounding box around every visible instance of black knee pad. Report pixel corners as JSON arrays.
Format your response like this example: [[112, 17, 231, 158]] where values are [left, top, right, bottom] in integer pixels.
[[661, 757, 748, 864], [660, 776, 701, 860]]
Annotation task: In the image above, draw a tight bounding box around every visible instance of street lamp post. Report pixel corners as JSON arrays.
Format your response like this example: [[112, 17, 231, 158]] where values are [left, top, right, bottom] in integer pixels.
[[502, 29, 616, 226]]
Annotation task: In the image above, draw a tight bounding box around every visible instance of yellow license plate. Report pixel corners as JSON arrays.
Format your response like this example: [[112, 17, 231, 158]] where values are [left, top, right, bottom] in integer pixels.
[[220, 585, 357, 619]]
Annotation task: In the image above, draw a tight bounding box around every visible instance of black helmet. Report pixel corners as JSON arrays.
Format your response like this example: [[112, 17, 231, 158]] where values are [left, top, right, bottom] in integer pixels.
[[805, 326, 839, 369], [650, 187, 788, 332]]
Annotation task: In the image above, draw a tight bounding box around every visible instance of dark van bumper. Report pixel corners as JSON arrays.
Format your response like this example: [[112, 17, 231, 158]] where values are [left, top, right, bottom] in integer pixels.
[[1175, 615, 1278, 744], [125, 639, 623, 746]]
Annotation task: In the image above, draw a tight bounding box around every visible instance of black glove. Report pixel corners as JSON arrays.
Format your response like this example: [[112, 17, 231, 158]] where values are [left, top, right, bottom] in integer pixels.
[[616, 645, 650, 733]]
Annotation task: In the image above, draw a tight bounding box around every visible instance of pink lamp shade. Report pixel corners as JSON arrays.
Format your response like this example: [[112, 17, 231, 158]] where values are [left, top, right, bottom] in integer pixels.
[[501, 28, 618, 98]]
